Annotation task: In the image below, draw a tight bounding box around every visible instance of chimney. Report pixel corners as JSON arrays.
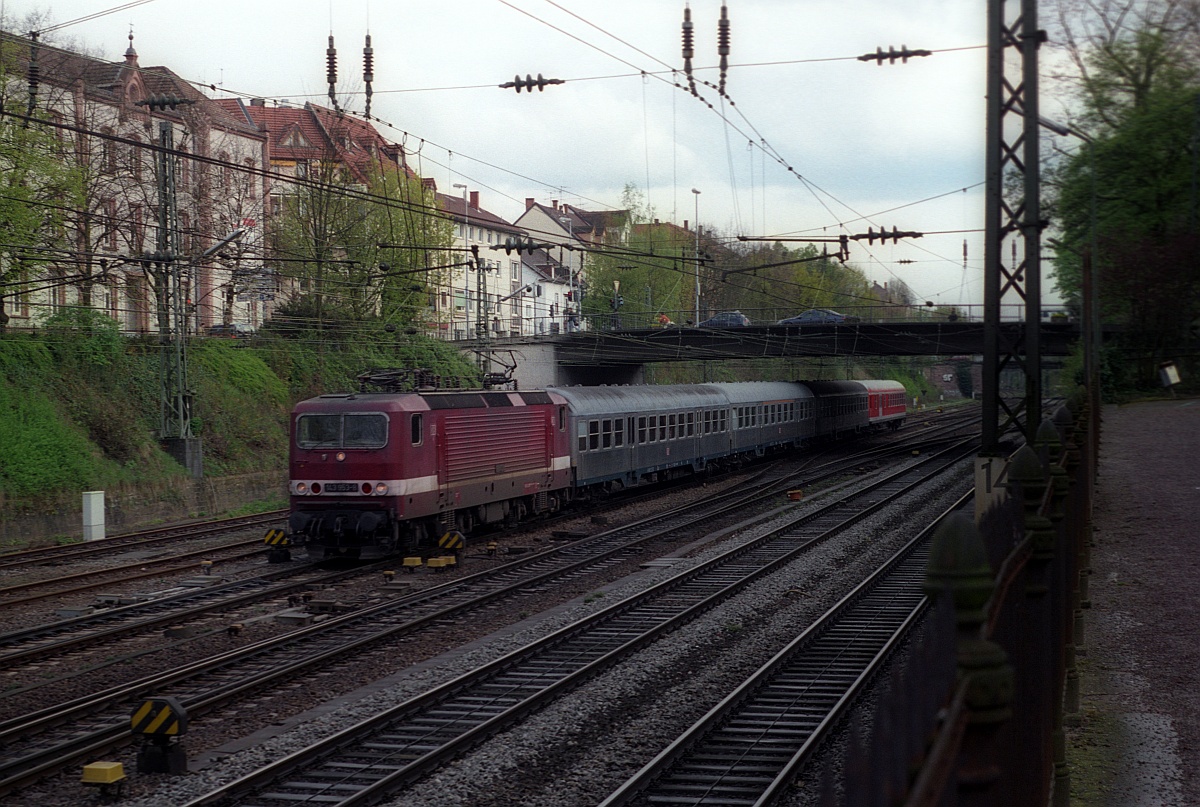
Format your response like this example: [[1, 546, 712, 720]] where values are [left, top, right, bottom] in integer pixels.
[[421, 177, 437, 192], [525, 197, 536, 210], [250, 98, 266, 107], [683, 220, 689, 231], [469, 190, 479, 209], [551, 200, 558, 210]]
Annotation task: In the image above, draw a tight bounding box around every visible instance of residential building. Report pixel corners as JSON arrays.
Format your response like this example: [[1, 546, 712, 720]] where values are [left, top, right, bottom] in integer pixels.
[[433, 185, 530, 339], [1, 31, 268, 333]]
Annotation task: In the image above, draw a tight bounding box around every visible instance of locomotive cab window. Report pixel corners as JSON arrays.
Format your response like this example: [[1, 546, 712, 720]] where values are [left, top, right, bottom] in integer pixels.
[[297, 413, 388, 449], [411, 414, 423, 445]]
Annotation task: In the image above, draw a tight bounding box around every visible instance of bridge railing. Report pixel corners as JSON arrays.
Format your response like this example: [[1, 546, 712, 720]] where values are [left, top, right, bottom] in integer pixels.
[[809, 390, 1095, 805]]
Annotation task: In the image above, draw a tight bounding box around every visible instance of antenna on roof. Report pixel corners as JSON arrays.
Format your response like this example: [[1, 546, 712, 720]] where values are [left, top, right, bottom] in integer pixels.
[[326, 34, 340, 112], [363, 33, 374, 120]]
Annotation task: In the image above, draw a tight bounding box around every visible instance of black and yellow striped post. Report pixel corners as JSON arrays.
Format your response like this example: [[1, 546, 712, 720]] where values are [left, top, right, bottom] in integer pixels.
[[263, 528, 291, 564], [438, 530, 466, 560], [131, 697, 189, 774]]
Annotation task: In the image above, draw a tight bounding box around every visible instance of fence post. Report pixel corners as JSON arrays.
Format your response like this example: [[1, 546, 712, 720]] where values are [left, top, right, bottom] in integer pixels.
[[925, 513, 1013, 806]]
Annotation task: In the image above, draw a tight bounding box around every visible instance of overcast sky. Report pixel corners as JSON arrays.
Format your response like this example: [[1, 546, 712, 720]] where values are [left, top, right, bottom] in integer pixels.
[[5, 0, 1040, 307]]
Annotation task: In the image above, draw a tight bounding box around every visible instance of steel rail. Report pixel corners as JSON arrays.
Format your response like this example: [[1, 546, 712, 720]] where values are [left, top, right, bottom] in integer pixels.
[[0, 511, 285, 569], [599, 491, 972, 807], [0, 429, 970, 798], [178, 441, 977, 806]]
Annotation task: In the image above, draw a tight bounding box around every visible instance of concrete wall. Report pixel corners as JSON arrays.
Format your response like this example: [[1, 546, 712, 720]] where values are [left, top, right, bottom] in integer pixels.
[[0, 471, 286, 548], [492, 342, 645, 389]]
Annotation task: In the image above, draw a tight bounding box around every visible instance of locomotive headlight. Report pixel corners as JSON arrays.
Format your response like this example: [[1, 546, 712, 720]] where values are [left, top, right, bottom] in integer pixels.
[[296, 482, 308, 494], [375, 482, 389, 495], [336, 452, 346, 462]]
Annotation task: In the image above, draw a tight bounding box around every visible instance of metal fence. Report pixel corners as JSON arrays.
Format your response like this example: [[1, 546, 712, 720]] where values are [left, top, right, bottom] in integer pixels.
[[812, 390, 1096, 805]]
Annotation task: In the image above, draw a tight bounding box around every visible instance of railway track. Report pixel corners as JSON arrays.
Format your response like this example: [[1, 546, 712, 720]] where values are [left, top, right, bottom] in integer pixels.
[[174, 439, 977, 807], [0, 539, 276, 608], [598, 494, 970, 807], [0, 431, 966, 799], [0, 562, 384, 672], [0, 511, 286, 572]]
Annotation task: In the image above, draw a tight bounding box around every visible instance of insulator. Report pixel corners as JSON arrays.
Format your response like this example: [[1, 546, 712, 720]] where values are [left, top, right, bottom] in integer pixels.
[[682, 6, 694, 60], [718, 4, 730, 56], [326, 35, 338, 86], [363, 34, 374, 83]]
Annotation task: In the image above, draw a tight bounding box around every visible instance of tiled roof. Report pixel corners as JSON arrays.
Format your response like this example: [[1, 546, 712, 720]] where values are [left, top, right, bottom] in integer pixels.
[[2, 31, 261, 136], [438, 193, 525, 236], [214, 100, 405, 183]]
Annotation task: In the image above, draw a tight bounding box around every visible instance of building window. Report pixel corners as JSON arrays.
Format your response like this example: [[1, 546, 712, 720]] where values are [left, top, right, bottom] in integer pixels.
[[131, 204, 144, 252], [245, 158, 257, 200], [105, 199, 118, 250]]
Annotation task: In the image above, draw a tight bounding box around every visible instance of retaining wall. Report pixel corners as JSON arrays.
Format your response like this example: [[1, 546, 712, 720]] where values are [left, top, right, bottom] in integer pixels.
[[0, 471, 286, 547]]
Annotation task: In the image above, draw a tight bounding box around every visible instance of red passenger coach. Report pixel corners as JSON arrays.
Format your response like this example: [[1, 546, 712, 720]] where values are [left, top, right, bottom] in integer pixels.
[[860, 380, 908, 431], [288, 389, 571, 559]]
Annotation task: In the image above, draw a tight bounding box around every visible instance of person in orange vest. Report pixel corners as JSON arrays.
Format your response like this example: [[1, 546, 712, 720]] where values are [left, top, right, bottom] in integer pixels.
[[657, 313, 672, 328]]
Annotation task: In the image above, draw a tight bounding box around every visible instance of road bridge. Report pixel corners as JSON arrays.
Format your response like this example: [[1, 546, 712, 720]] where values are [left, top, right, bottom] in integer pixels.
[[475, 320, 1081, 387]]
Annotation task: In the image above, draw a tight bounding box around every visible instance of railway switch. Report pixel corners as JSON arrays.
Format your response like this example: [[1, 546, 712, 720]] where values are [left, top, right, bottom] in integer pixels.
[[131, 697, 188, 774], [81, 761, 125, 800], [383, 570, 396, 582], [403, 556, 423, 572]]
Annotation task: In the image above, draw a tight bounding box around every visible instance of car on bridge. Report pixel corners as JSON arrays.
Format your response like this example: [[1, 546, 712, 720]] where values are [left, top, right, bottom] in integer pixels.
[[698, 311, 751, 328], [777, 309, 860, 325]]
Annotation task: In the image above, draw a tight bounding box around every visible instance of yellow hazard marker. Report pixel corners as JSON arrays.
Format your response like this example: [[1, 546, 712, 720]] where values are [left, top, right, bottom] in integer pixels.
[[426, 557, 446, 572], [200, 560, 213, 575], [263, 528, 288, 546], [438, 530, 466, 553], [383, 570, 396, 582], [131, 697, 188, 737], [402, 557, 423, 572], [487, 541, 498, 556], [132, 697, 189, 774]]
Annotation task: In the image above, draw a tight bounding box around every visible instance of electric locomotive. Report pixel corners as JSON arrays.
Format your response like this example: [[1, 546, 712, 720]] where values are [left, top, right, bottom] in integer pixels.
[[286, 378, 907, 559]]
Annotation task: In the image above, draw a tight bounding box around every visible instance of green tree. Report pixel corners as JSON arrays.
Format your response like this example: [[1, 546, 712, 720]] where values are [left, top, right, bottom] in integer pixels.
[[271, 150, 451, 334], [1046, 7, 1200, 388], [0, 43, 83, 331]]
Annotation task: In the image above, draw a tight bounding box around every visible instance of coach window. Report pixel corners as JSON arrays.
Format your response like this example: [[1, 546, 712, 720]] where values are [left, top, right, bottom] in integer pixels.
[[589, 420, 600, 450], [411, 414, 423, 445], [668, 414, 676, 440], [687, 412, 694, 436], [648, 415, 657, 442], [638, 416, 647, 443], [578, 421, 588, 452], [602, 419, 612, 449], [615, 419, 624, 447], [658, 415, 667, 442]]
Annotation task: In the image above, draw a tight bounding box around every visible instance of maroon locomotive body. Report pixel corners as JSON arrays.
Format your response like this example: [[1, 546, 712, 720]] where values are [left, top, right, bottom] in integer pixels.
[[288, 389, 572, 559]]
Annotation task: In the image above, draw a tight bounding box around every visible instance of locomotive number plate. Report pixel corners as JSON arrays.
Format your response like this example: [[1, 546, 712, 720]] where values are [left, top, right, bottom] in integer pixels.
[[324, 483, 357, 492]]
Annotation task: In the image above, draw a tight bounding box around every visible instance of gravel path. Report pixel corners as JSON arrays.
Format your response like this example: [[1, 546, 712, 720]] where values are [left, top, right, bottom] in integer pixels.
[[1068, 399, 1200, 805]]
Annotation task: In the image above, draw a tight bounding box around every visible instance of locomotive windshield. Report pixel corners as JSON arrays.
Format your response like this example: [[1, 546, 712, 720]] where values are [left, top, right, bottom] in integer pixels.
[[296, 413, 388, 449]]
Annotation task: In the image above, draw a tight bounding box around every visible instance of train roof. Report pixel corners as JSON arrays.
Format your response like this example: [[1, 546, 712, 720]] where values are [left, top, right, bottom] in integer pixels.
[[549, 384, 726, 416], [802, 380, 868, 396], [856, 379, 907, 393], [294, 389, 560, 414], [702, 381, 814, 403]]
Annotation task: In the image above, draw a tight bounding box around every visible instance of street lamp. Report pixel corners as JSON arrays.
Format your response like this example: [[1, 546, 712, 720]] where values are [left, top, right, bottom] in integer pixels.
[[453, 183, 468, 339], [559, 215, 574, 331], [692, 189, 701, 325]]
